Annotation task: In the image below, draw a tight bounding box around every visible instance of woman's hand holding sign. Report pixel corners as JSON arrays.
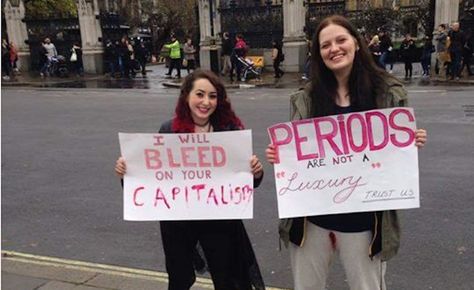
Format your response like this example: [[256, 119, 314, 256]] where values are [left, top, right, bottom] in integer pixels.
[[415, 129, 427, 148], [265, 144, 278, 165], [115, 156, 126, 178], [251, 155, 264, 179]]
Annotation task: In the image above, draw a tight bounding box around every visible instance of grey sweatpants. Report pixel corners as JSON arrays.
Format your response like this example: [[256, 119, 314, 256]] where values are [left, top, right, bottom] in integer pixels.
[[289, 222, 387, 290]]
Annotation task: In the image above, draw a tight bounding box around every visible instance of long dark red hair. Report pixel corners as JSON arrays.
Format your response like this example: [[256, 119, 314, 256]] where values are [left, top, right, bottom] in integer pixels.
[[172, 70, 244, 133]]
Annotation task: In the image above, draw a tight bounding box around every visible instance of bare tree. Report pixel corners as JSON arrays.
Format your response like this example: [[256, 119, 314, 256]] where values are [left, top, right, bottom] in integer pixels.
[[141, 0, 198, 55]]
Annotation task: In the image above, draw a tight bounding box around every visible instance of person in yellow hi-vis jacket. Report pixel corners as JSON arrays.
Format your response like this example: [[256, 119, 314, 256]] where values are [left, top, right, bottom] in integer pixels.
[[164, 35, 182, 79]]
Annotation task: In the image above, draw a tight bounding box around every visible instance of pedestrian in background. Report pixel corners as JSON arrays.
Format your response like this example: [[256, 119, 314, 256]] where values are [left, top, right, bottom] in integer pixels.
[[378, 30, 393, 71], [266, 15, 427, 290], [38, 41, 48, 78], [448, 22, 466, 80], [220, 32, 233, 76], [70, 42, 84, 77], [104, 39, 117, 77], [272, 40, 285, 78], [460, 32, 473, 77], [2, 38, 11, 80], [230, 34, 247, 82], [400, 34, 416, 79], [434, 24, 449, 78], [115, 70, 265, 290], [128, 39, 137, 77], [9, 41, 18, 73], [164, 35, 182, 79], [301, 36, 312, 80], [183, 38, 196, 74], [40, 37, 57, 77], [385, 45, 395, 74], [135, 41, 149, 77], [368, 35, 382, 68], [118, 36, 132, 78], [420, 36, 435, 77]]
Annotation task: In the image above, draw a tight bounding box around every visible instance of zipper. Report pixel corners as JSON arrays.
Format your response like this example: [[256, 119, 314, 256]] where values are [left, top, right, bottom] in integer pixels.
[[369, 212, 378, 257]]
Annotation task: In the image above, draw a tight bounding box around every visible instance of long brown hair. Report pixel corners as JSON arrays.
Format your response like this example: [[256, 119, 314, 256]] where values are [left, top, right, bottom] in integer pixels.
[[172, 70, 243, 132], [310, 15, 392, 117]]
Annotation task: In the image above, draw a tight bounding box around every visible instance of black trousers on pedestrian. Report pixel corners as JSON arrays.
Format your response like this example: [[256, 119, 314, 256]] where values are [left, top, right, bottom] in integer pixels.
[[230, 55, 242, 81], [167, 58, 181, 77], [2, 55, 11, 77], [273, 60, 284, 77], [404, 61, 413, 77], [186, 59, 196, 73], [160, 220, 263, 290], [461, 53, 473, 76]]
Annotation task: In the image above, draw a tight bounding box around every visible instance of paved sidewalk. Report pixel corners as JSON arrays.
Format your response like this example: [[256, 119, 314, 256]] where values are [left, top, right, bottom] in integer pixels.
[[1, 251, 210, 290], [2, 251, 288, 290], [2, 63, 473, 90], [1, 251, 283, 290]]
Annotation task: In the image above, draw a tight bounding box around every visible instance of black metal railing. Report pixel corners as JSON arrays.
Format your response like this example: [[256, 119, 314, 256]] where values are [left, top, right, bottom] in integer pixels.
[[24, 18, 81, 70], [99, 12, 130, 42], [304, 0, 346, 38], [218, 0, 283, 48]]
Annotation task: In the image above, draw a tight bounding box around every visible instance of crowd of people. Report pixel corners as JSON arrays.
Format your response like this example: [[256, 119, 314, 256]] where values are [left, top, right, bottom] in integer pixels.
[[2, 20, 472, 83], [103, 36, 151, 79], [363, 21, 473, 80], [433, 22, 473, 80]]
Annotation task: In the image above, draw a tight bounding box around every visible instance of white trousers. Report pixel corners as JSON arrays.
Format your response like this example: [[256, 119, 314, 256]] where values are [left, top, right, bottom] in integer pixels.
[[289, 222, 387, 290]]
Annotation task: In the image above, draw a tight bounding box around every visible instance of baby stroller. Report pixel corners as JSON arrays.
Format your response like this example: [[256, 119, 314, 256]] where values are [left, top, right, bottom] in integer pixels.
[[235, 55, 262, 81], [50, 55, 69, 77]]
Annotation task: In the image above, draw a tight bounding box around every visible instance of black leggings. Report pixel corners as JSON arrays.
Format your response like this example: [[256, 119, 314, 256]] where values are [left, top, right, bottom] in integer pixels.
[[404, 61, 413, 77], [160, 220, 256, 290], [167, 58, 181, 77], [273, 60, 284, 77]]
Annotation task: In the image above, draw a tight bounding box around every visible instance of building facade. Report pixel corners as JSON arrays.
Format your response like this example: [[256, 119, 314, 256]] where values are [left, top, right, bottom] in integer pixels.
[[198, 0, 472, 72], [2, 0, 472, 73]]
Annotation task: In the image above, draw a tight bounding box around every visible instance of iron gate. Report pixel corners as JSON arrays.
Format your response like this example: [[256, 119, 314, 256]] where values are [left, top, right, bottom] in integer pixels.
[[218, 0, 283, 48]]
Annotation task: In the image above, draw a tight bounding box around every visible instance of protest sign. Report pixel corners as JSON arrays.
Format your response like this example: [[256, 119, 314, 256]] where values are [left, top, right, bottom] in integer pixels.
[[268, 107, 419, 219], [119, 130, 254, 221]]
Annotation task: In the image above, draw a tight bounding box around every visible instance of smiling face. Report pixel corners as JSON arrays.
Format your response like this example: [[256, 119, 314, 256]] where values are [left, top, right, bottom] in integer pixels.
[[187, 78, 218, 125], [319, 24, 358, 76]]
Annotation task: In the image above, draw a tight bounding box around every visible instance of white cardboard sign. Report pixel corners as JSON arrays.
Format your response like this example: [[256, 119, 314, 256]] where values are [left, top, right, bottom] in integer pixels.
[[268, 108, 420, 219], [119, 130, 254, 221]]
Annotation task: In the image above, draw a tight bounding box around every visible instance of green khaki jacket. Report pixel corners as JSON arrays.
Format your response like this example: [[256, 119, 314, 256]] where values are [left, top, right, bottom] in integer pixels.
[[279, 76, 407, 261]]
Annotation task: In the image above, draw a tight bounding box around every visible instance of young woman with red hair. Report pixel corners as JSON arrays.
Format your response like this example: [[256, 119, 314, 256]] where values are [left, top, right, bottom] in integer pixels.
[[115, 70, 265, 290]]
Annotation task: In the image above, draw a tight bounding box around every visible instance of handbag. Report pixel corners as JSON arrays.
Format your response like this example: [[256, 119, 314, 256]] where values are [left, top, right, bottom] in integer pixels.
[[182, 58, 188, 67], [439, 51, 451, 63], [70, 50, 77, 62]]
